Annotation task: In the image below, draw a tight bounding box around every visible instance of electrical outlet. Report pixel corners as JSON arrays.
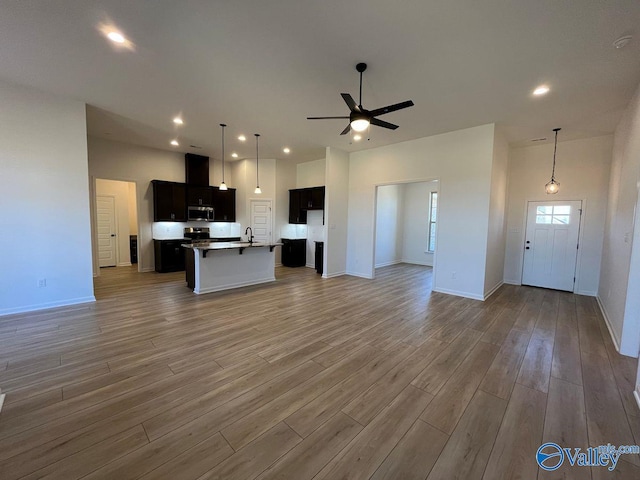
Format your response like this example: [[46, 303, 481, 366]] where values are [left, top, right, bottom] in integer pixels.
[[37, 278, 46, 288]]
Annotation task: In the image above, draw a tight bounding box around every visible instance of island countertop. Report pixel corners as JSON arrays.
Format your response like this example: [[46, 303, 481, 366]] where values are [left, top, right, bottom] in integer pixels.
[[182, 241, 282, 251]]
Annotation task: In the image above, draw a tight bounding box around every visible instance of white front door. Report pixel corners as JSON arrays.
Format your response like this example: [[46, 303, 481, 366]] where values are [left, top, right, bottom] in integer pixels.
[[97, 195, 117, 267], [522, 200, 582, 292], [250, 199, 272, 243]]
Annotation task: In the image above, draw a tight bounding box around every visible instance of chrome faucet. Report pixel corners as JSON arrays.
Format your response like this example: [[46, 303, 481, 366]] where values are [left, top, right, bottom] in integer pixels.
[[245, 226, 254, 244]]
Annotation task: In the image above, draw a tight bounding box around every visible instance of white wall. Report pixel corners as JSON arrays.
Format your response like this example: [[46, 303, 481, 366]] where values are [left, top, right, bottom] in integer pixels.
[[88, 136, 186, 272], [0, 80, 94, 315], [484, 129, 509, 295], [401, 182, 438, 267], [324, 147, 349, 277], [128, 182, 138, 235], [297, 158, 326, 188], [599, 80, 640, 358], [504, 135, 612, 296], [96, 179, 135, 266], [275, 159, 297, 264], [375, 185, 404, 267], [347, 124, 496, 300]]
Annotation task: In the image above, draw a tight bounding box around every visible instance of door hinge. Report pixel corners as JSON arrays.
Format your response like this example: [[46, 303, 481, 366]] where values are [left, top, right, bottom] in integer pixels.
[[579, 208, 583, 215]]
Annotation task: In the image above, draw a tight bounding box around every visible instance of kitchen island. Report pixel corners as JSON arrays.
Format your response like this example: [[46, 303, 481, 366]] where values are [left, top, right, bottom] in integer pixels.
[[184, 242, 281, 294]]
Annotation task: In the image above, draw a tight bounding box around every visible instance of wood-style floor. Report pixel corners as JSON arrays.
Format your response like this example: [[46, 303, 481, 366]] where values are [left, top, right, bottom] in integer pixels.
[[0, 264, 639, 479]]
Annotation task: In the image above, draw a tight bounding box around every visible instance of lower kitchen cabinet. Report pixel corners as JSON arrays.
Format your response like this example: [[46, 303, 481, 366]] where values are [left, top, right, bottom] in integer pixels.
[[154, 239, 186, 273], [281, 238, 306, 267]]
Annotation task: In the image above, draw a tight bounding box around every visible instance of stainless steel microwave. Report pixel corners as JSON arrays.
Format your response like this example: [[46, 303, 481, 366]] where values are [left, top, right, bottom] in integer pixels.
[[187, 205, 214, 222]]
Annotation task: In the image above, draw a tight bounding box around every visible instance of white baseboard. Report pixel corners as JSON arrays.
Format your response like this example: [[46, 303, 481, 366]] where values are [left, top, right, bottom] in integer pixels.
[[194, 277, 276, 295], [484, 281, 503, 300], [0, 392, 5, 414], [140, 267, 154, 273], [634, 389, 640, 413], [323, 271, 346, 279], [0, 296, 96, 317], [596, 295, 622, 354], [117, 262, 132, 267], [503, 279, 521, 285], [576, 290, 597, 296], [432, 287, 484, 301], [375, 260, 401, 268], [345, 271, 374, 280]]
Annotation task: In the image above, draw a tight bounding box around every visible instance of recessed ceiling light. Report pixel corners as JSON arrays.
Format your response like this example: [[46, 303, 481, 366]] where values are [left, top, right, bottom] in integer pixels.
[[231, 153, 238, 158], [533, 85, 550, 96], [170, 140, 179, 146], [238, 135, 246, 142], [107, 31, 126, 44], [173, 117, 184, 125], [353, 134, 362, 141], [283, 147, 291, 154]]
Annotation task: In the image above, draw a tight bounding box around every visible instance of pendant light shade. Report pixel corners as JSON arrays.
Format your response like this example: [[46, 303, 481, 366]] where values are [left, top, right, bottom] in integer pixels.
[[254, 133, 262, 194], [219, 123, 228, 191], [545, 128, 561, 195]]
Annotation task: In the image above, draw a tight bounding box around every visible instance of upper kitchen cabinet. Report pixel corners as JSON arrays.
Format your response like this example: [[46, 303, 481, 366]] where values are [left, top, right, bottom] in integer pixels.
[[212, 187, 236, 222], [152, 180, 187, 221], [289, 186, 325, 224], [309, 186, 325, 209], [289, 189, 307, 224], [185, 153, 209, 186], [186, 185, 213, 206]]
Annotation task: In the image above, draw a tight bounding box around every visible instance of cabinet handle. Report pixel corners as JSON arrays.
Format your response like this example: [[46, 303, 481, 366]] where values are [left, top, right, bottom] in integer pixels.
[[171, 213, 175, 220]]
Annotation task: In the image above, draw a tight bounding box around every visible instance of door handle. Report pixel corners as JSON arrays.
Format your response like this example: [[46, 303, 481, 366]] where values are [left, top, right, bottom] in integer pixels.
[[110, 234, 116, 237], [526, 240, 530, 244], [525, 246, 530, 250]]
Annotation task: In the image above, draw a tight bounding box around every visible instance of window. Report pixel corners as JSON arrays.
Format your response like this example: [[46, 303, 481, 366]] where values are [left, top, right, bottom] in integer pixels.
[[428, 191, 437, 252], [535, 205, 571, 225]]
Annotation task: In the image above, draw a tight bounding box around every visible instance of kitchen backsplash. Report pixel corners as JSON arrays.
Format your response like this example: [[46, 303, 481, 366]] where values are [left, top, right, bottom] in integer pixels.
[[152, 222, 242, 240]]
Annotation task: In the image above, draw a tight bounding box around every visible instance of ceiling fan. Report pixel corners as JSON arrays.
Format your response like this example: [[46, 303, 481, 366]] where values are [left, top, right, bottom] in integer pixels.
[[307, 62, 414, 135]]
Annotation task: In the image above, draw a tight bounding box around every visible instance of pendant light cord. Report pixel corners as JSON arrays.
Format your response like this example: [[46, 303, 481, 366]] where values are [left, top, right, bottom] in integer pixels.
[[255, 133, 260, 187], [551, 127, 561, 181], [220, 123, 226, 183]]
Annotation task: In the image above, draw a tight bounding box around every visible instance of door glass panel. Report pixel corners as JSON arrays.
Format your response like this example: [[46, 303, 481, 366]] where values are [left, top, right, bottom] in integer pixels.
[[536, 215, 552, 224], [553, 205, 571, 214], [537, 206, 552, 214], [552, 215, 570, 225]]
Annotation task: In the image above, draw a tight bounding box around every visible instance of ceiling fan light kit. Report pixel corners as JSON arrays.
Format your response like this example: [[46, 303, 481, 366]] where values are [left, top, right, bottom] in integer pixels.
[[545, 128, 561, 195], [308, 62, 414, 136]]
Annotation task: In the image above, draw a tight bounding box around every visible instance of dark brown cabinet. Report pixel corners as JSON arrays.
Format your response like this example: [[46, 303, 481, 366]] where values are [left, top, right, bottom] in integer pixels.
[[289, 189, 307, 224], [185, 154, 209, 186], [281, 238, 306, 267], [289, 186, 324, 224], [152, 180, 187, 221], [212, 187, 236, 222], [154, 239, 186, 272], [186, 185, 213, 206]]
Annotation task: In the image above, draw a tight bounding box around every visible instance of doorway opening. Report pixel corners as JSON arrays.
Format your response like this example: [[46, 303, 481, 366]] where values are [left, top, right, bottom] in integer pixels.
[[93, 179, 139, 272], [521, 200, 582, 292], [373, 180, 439, 282]]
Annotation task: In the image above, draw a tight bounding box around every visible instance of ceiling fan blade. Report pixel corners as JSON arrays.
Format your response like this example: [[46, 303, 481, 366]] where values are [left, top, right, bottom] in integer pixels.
[[341, 93, 358, 111], [370, 117, 399, 130], [369, 100, 414, 117], [307, 116, 350, 120], [340, 124, 351, 135]]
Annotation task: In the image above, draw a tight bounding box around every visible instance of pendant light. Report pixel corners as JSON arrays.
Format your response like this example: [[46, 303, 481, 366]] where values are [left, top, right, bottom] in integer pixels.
[[219, 123, 228, 190], [545, 128, 561, 195], [254, 133, 262, 194]]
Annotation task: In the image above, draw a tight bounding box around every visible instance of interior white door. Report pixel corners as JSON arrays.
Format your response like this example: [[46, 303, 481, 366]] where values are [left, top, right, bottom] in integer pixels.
[[250, 200, 272, 243], [522, 200, 582, 291], [97, 195, 117, 267]]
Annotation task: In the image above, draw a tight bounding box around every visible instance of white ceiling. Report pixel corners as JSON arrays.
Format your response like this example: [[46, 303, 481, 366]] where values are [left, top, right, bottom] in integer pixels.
[[1, 1, 639, 163]]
